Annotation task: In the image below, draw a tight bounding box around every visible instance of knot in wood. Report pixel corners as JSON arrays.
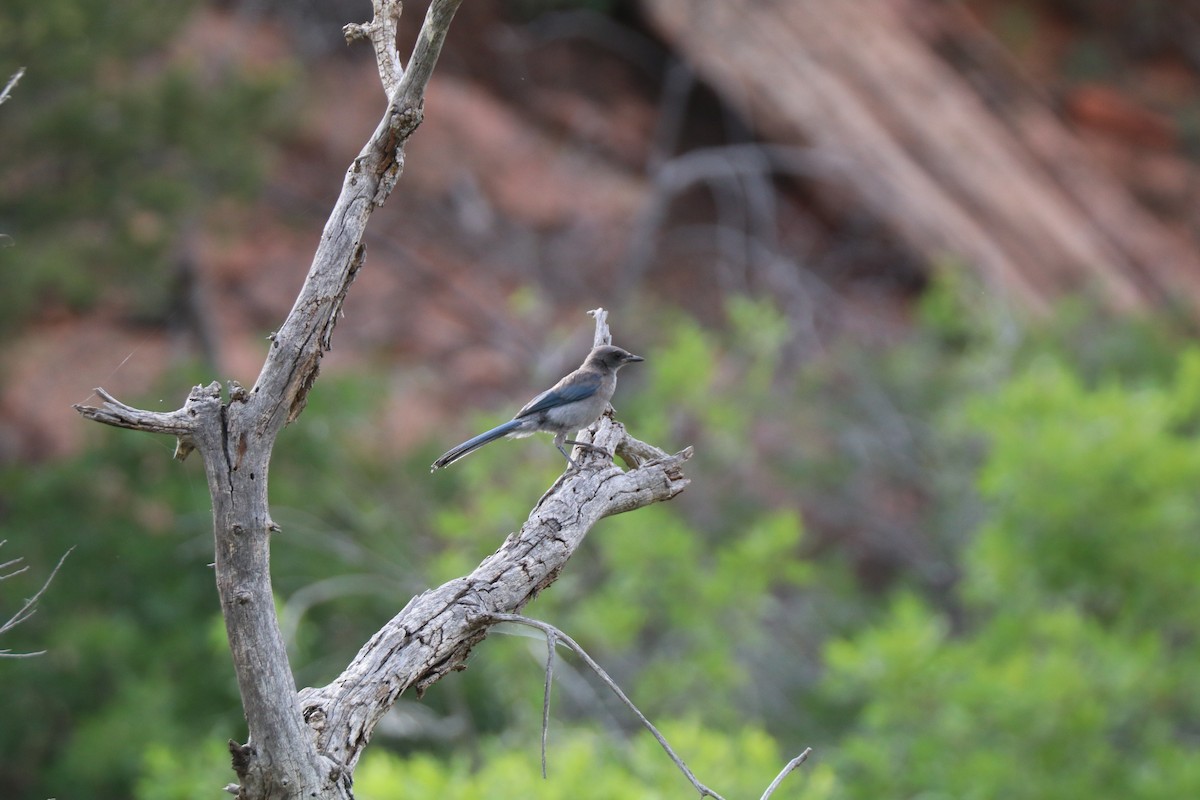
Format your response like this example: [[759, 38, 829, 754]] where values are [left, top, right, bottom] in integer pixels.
[[193, 380, 222, 400], [393, 105, 424, 138], [303, 704, 327, 728], [228, 740, 255, 771]]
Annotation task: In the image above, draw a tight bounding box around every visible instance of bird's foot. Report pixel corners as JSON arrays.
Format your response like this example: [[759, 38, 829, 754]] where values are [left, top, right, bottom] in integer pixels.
[[559, 440, 612, 471], [565, 439, 609, 456]]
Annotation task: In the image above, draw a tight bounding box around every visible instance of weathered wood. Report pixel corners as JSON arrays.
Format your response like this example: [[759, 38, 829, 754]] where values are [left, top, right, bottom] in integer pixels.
[[299, 416, 692, 774], [76, 2, 466, 798], [73, 3, 694, 797], [640, 0, 1200, 314]]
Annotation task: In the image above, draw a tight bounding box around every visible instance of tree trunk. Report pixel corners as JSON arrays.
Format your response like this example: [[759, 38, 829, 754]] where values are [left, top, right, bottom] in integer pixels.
[[73, 5, 695, 797]]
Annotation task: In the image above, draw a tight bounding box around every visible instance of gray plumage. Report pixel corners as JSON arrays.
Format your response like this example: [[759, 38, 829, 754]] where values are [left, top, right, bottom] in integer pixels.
[[430, 344, 644, 471]]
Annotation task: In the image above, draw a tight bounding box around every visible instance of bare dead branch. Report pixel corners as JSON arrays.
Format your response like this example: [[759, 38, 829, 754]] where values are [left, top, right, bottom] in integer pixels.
[[588, 307, 611, 346], [73, 382, 227, 463], [298, 411, 691, 774], [496, 613, 813, 800], [243, 0, 461, 439], [0, 53, 24, 234], [343, 0, 405, 97], [0, 543, 73, 658], [0, 67, 24, 106], [616, 429, 693, 470], [488, 614, 728, 800], [394, 0, 462, 114], [72, 386, 199, 437], [759, 748, 814, 800], [73, 3, 464, 797], [70, 4, 699, 797], [540, 627, 557, 779], [0, 552, 29, 581]]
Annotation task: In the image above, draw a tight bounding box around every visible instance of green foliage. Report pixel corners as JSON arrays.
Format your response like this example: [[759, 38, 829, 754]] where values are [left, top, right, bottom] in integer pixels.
[[819, 320, 1200, 799], [0, 0, 295, 330], [965, 353, 1200, 633], [825, 598, 1196, 799], [136, 739, 238, 800], [11, 286, 1200, 798], [423, 303, 810, 732], [353, 722, 829, 800], [552, 505, 808, 720], [0, 426, 239, 798]]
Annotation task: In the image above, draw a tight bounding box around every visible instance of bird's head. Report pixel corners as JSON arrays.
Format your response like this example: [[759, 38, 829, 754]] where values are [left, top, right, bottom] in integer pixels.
[[587, 344, 645, 371]]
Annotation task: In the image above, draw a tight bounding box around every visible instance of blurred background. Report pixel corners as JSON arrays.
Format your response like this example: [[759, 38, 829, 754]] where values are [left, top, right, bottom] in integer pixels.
[[4, 0, 1200, 797]]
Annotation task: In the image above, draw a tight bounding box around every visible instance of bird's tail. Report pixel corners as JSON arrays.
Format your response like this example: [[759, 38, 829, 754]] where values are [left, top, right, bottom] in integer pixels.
[[430, 418, 525, 471]]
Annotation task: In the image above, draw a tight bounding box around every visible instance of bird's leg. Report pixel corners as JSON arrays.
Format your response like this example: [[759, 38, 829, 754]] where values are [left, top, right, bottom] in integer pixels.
[[553, 432, 581, 469], [563, 438, 609, 455], [565, 435, 612, 471]]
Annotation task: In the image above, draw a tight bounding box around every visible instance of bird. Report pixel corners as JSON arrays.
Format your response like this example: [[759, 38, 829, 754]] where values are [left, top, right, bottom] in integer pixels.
[[431, 344, 644, 472]]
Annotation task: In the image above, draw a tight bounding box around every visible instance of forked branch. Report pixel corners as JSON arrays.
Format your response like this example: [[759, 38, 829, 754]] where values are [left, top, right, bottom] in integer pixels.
[[489, 613, 728, 800], [344, 0, 405, 96], [66, 3, 759, 798], [298, 376, 693, 772], [0, 542, 73, 658], [490, 613, 814, 800], [73, 3, 466, 798]]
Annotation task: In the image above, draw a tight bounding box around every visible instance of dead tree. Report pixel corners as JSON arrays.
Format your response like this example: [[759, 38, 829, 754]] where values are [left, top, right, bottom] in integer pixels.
[[74, 3, 691, 798]]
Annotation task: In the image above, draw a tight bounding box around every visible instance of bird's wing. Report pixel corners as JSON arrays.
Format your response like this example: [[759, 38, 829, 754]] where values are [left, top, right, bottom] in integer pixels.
[[516, 370, 601, 418]]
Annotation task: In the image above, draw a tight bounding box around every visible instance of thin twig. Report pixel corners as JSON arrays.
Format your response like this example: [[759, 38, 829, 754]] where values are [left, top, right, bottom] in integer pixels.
[[0, 559, 30, 581], [759, 748, 813, 800], [393, 0, 462, 108], [0, 67, 25, 106], [488, 613, 728, 800], [588, 307, 611, 347], [344, 0, 404, 97], [540, 628, 556, 779], [0, 544, 74, 657]]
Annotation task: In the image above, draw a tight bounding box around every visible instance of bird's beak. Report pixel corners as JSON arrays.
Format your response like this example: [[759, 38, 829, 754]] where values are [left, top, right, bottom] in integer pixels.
[[626, 353, 645, 363]]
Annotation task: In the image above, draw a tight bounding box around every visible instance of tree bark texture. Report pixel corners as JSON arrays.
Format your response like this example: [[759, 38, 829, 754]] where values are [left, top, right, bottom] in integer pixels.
[[79, 381, 688, 798], [640, 0, 1200, 314], [299, 418, 691, 776], [73, 3, 695, 797]]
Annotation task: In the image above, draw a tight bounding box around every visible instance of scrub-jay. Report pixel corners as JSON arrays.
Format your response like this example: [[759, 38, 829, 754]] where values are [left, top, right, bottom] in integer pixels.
[[431, 344, 644, 471]]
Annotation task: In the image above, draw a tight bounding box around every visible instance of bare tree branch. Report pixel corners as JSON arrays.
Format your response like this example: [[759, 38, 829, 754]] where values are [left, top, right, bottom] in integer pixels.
[[759, 748, 813, 800], [494, 613, 815, 800], [74, 383, 213, 459], [540, 626, 557, 779], [588, 306, 611, 346], [67, 3, 745, 798], [247, 0, 460, 436], [0, 542, 73, 658], [74, 2, 464, 797], [0, 67, 24, 107], [488, 613, 727, 800], [343, 0, 404, 97], [297, 408, 692, 774]]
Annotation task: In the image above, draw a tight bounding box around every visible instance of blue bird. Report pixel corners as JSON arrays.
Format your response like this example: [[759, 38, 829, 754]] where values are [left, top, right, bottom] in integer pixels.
[[431, 344, 644, 471]]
